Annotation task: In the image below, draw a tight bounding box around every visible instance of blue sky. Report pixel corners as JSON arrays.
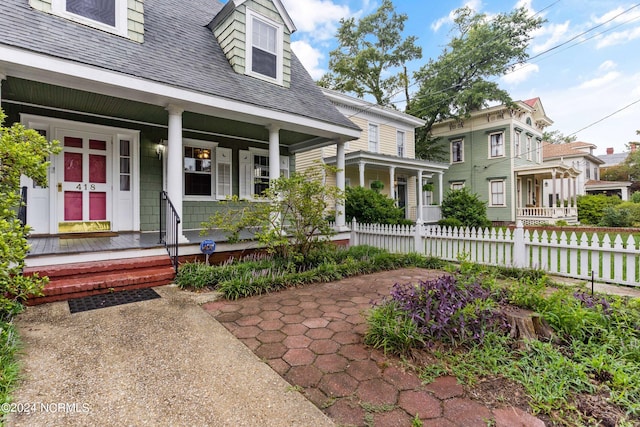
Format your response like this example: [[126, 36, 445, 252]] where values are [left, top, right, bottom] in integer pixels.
[[280, 0, 640, 155]]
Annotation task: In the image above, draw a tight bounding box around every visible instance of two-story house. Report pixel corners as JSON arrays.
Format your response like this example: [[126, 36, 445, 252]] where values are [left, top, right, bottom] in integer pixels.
[[0, 0, 361, 300], [296, 89, 449, 224], [430, 98, 579, 225]]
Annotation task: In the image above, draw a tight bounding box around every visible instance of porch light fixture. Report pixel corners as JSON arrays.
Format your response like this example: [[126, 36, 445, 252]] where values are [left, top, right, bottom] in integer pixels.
[[156, 140, 167, 160]]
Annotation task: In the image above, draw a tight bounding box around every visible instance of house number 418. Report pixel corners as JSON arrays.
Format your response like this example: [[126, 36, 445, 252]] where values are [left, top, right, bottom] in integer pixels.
[[75, 184, 96, 191]]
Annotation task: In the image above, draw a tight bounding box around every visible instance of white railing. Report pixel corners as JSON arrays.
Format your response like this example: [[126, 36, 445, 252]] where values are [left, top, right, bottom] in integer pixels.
[[517, 207, 578, 218], [422, 206, 442, 223], [350, 219, 640, 287]]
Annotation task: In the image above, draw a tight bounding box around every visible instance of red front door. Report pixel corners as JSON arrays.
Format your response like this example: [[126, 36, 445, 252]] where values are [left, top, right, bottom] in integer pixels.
[[57, 132, 112, 233]]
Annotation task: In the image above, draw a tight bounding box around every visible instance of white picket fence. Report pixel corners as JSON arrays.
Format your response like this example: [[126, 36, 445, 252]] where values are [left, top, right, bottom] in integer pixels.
[[350, 219, 640, 287]]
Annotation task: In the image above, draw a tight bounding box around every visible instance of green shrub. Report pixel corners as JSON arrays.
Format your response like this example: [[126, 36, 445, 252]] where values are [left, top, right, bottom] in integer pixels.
[[345, 186, 408, 225], [599, 206, 633, 227], [364, 301, 425, 355], [440, 188, 491, 229], [577, 194, 621, 225], [613, 201, 640, 226], [176, 262, 219, 289], [437, 217, 463, 228], [630, 191, 640, 203]]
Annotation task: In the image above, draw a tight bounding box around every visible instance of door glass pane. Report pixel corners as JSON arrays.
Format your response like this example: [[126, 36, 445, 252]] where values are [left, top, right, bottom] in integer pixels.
[[120, 140, 130, 156], [64, 136, 83, 148], [89, 192, 107, 220], [64, 191, 83, 220], [64, 152, 83, 182], [89, 155, 107, 183], [89, 139, 107, 150]]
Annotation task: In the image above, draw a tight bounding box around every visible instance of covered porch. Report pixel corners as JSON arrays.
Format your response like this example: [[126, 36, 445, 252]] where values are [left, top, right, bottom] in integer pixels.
[[324, 151, 448, 224], [514, 164, 580, 225]]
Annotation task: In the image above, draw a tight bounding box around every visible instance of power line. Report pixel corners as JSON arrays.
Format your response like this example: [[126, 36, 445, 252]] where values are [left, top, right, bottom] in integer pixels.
[[568, 98, 640, 136]]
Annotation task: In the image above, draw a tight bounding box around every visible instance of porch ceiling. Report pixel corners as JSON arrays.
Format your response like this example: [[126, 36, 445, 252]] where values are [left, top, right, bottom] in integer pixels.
[[325, 150, 448, 176], [2, 77, 342, 147], [514, 163, 580, 178]]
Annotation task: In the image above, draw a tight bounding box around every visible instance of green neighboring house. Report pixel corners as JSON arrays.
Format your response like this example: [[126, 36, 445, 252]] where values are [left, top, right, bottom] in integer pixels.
[[0, 0, 360, 258], [430, 98, 579, 225]]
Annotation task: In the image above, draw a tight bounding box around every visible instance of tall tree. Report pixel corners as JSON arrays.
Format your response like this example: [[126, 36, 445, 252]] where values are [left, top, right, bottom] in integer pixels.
[[543, 130, 577, 144], [318, 0, 421, 107], [408, 7, 544, 160]]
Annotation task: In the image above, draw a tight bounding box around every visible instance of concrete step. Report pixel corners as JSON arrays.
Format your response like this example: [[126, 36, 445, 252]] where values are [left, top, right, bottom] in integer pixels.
[[25, 256, 176, 305]]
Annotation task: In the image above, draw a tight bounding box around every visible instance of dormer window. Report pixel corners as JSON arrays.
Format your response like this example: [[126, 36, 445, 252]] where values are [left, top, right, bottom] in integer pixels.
[[52, 0, 128, 37], [246, 10, 283, 84]]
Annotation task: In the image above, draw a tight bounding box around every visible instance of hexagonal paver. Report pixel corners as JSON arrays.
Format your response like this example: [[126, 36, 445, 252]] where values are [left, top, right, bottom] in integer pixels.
[[256, 330, 286, 344], [382, 366, 423, 390], [324, 398, 364, 426], [254, 342, 288, 360], [309, 339, 340, 355], [283, 335, 312, 349], [326, 321, 353, 333], [493, 407, 545, 427], [339, 306, 362, 316], [299, 308, 323, 318], [281, 323, 308, 336], [215, 312, 242, 323], [280, 314, 305, 324], [233, 325, 261, 339], [280, 298, 300, 306], [345, 314, 365, 325], [299, 301, 319, 309], [266, 358, 290, 376], [425, 376, 464, 400], [346, 360, 380, 381], [260, 302, 281, 311], [218, 303, 242, 312], [235, 315, 262, 326], [397, 390, 442, 419], [356, 378, 398, 406], [259, 310, 283, 320], [302, 318, 329, 328], [338, 344, 370, 361], [258, 319, 285, 331], [285, 365, 323, 388], [279, 305, 303, 315], [323, 311, 347, 320], [305, 328, 334, 340], [315, 354, 349, 373], [443, 398, 492, 426], [332, 331, 361, 345], [372, 409, 413, 427], [318, 372, 359, 397], [238, 305, 261, 316], [283, 348, 316, 366], [335, 300, 356, 308]]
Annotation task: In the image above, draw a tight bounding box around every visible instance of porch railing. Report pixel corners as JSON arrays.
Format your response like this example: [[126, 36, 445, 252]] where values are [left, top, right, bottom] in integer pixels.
[[159, 191, 181, 272], [517, 206, 577, 218]]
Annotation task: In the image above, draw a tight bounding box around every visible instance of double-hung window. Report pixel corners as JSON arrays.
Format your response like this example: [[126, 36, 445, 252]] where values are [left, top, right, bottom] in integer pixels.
[[490, 180, 505, 206], [514, 132, 521, 157], [489, 132, 504, 158], [526, 136, 532, 161], [451, 139, 463, 163], [246, 10, 282, 83], [52, 0, 127, 36], [368, 124, 379, 153], [239, 149, 289, 200], [396, 131, 405, 157], [183, 142, 232, 199]]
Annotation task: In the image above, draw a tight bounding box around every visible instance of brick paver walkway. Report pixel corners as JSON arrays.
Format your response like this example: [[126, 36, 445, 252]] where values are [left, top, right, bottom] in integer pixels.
[[202, 268, 544, 427]]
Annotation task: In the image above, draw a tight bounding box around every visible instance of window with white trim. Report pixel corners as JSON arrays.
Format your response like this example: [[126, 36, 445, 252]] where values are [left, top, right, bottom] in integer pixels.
[[526, 136, 532, 161], [239, 149, 289, 199], [246, 10, 283, 83], [489, 132, 504, 158], [396, 131, 405, 157], [490, 180, 505, 206], [514, 132, 521, 157], [182, 141, 233, 199], [536, 140, 542, 163], [451, 181, 464, 190], [451, 139, 463, 163], [52, 0, 127, 36], [368, 124, 379, 153]]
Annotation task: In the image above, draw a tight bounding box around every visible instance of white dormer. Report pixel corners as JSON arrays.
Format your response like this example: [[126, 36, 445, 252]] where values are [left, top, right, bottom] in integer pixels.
[[208, 0, 296, 87]]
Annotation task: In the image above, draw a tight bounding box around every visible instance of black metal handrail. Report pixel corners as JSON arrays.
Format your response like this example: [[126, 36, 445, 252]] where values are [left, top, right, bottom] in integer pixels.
[[159, 191, 181, 272], [18, 186, 27, 226]]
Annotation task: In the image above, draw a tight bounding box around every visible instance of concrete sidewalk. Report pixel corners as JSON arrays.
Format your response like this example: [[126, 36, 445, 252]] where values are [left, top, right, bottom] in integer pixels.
[[7, 286, 333, 427]]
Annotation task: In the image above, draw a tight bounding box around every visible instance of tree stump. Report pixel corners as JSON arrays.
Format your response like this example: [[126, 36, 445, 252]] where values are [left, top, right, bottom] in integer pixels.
[[505, 308, 554, 342]]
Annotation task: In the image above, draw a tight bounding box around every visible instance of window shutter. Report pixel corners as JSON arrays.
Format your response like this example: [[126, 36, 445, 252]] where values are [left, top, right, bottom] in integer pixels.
[[239, 150, 252, 199], [279, 155, 289, 178], [216, 147, 232, 199]]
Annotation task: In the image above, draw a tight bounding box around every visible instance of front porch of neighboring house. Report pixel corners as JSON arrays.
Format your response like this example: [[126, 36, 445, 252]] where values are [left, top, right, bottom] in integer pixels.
[[324, 151, 449, 224], [514, 164, 580, 225]]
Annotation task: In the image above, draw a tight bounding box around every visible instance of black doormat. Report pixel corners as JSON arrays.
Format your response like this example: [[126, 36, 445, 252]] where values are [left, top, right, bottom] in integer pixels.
[[68, 288, 161, 313]]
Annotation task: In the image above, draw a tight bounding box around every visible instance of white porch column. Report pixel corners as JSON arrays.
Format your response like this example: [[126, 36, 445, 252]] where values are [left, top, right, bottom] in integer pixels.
[[567, 175, 573, 207], [551, 169, 557, 208], [358, 161, 365, 187], [335, 141, 346, 229], [389, 166, 396, 200], [267, 125, 281, 182], [560, 172, 565, 207], [573, 177, 578, 207], [417, 170, 423, 221], [166, 105, 186, 241], [438, 172, 444, 204]]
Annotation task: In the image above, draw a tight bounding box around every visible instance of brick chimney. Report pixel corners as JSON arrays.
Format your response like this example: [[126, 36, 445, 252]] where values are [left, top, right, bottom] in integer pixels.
[[606, 147, 614, 155]]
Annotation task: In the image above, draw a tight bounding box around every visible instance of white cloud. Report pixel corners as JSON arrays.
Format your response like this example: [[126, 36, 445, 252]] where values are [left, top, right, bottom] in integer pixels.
[[430, 0, 482, 32], [502, 63, 539, 84], [281, 0, 350, 41], [599, 60, 617, 72], [596, 26, 640, 49], [578, 71, 622, 89], [291, 40, 326, 80], [531, 21, 571, 54]]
